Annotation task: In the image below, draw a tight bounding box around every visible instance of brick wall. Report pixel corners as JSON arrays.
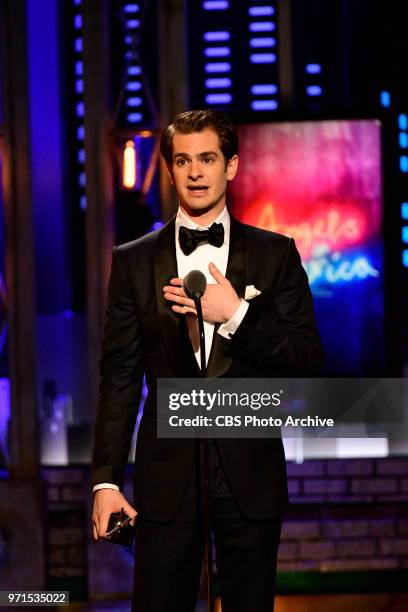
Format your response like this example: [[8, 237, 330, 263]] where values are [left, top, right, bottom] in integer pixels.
[[42, 457, 408, 594], [42, 467, 89, 597], [280, 457, 408, 572], [0, 481, 46, 590]]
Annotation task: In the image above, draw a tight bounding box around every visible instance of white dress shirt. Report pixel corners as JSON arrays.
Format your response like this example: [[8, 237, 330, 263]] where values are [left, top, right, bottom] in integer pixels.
[[93, 206, 249, 493], [175, 206, 248, 365]]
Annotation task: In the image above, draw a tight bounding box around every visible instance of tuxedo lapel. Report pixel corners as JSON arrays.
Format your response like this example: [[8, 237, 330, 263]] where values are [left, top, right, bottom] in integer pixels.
[[155, 217, 200, 377], [206, 216, 247, 378]]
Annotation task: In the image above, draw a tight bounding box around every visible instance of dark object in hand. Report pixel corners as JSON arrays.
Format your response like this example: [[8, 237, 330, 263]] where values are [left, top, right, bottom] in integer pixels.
[[103, 507, 135, 547]]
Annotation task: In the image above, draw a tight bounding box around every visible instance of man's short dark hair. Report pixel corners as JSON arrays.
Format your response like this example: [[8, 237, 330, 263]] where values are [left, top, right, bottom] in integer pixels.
[[160, 109, 239, 166]]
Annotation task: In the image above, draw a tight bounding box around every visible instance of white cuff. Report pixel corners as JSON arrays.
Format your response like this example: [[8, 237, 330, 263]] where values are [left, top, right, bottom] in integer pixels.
[[218, 299, 249, 339], [93, 482, 120, 493]]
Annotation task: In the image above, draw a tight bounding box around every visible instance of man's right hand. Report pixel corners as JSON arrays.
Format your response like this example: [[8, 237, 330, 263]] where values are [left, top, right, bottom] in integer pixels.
[[92, 489, 138, 541]]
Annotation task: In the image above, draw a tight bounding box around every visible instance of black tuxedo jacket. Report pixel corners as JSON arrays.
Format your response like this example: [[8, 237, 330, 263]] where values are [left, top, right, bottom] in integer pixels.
[[91, 215, 323, 522]]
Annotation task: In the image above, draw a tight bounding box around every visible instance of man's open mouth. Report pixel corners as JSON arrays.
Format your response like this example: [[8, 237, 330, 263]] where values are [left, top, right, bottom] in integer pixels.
[[187, 185, 209, 191]]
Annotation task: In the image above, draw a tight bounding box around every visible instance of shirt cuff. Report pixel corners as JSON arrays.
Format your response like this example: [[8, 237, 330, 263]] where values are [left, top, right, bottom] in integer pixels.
[[93, 483, 120, 493], [218, 299, 249, 339]]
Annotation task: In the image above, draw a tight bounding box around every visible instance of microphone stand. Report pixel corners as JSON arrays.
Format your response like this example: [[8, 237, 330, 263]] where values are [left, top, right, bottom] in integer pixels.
[[194, 297, 206, 377], [193, 295, 215, 612]]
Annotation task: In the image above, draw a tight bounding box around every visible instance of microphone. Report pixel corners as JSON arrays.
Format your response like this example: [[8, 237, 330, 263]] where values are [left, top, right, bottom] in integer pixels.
[[183, 270, 207, 299]]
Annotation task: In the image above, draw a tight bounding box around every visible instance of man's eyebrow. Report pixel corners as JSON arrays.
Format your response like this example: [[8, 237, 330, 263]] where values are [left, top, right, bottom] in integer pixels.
[[199, 150, 219, 157], [173, 150, 219, 159]]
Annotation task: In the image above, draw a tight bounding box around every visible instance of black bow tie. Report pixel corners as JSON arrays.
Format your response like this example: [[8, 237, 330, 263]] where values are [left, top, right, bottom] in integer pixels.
[[179, 222, 224, 255]]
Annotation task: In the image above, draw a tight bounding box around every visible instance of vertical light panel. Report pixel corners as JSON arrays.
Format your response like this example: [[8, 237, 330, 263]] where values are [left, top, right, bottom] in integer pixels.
[[248, 2, 278, 112], [400, 115, 408, 266], [123, 2, 144, 125], [72, 0, 86, 210], [202, 0, 232, 107]]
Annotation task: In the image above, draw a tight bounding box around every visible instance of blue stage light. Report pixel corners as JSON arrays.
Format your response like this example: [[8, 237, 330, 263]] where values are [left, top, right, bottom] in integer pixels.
[[400, 133, 408, 148], [127, 112, 143, 123], [75, 61, 83, 76], [127, 66, 141, 75], [75, 79, 84, 94], [250, 53, 276, 64], [205, 93, 232, 104], [126, 19, 140, 28], [402, 227, 408, 243], [398, 114, 408, 130], [249, 22, 275, 32], [251, 84, 278, 95], [203, 0, 229, 9], [250, 37, 276, 48], [124, 4, 140, 12], [403, 250, 408, 267], [74, 14, 82, 29], [249, 6, 275, 17], [204, 31, 230, 41], [80, 195, 87, 210], [76, 102, 85, 117], [74, 38, 83, 53], [305, 63, 321, 74], [251, 100, 278, 111], [402, 202, 408, 220], [205, 47, 231, 57], [400, 156, 408, 172], [152, 221, 164, 231], [205, 78, 232, 88], [205, 62, 231, 72], [127, 97, 142, 107], [380, 90, 390, 108], [307, 85, 322, 96], [126, 81, 142, 91]]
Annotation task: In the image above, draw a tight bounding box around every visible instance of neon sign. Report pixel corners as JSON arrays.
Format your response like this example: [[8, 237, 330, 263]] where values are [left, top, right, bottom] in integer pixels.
[[250, 204, 379, 286], [250, 203, 367, 259], [304, 245, 379, 286]]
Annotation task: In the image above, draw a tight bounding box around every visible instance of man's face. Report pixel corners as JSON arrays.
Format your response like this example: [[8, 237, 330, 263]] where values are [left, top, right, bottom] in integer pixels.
[[169, 129, 238, 218]]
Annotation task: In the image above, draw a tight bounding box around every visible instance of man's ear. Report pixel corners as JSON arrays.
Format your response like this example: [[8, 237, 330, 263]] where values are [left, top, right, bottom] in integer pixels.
[[226, 155, 239, 182]]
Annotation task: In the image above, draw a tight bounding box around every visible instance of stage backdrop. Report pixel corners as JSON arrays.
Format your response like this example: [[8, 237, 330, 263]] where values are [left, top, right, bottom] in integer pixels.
[[229, 119, 383, 376]]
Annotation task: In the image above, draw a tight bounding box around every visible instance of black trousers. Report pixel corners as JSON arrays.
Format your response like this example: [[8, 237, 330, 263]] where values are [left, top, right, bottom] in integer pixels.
[[132, 440, 282, 612]]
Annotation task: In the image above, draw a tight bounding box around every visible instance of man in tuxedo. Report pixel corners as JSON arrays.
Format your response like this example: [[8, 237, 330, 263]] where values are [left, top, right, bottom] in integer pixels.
[[92, 109, 322, 611]]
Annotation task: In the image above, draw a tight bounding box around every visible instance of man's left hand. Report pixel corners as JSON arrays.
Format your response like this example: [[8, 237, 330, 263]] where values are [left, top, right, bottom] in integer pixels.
[[163, 262, 241, 323]]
